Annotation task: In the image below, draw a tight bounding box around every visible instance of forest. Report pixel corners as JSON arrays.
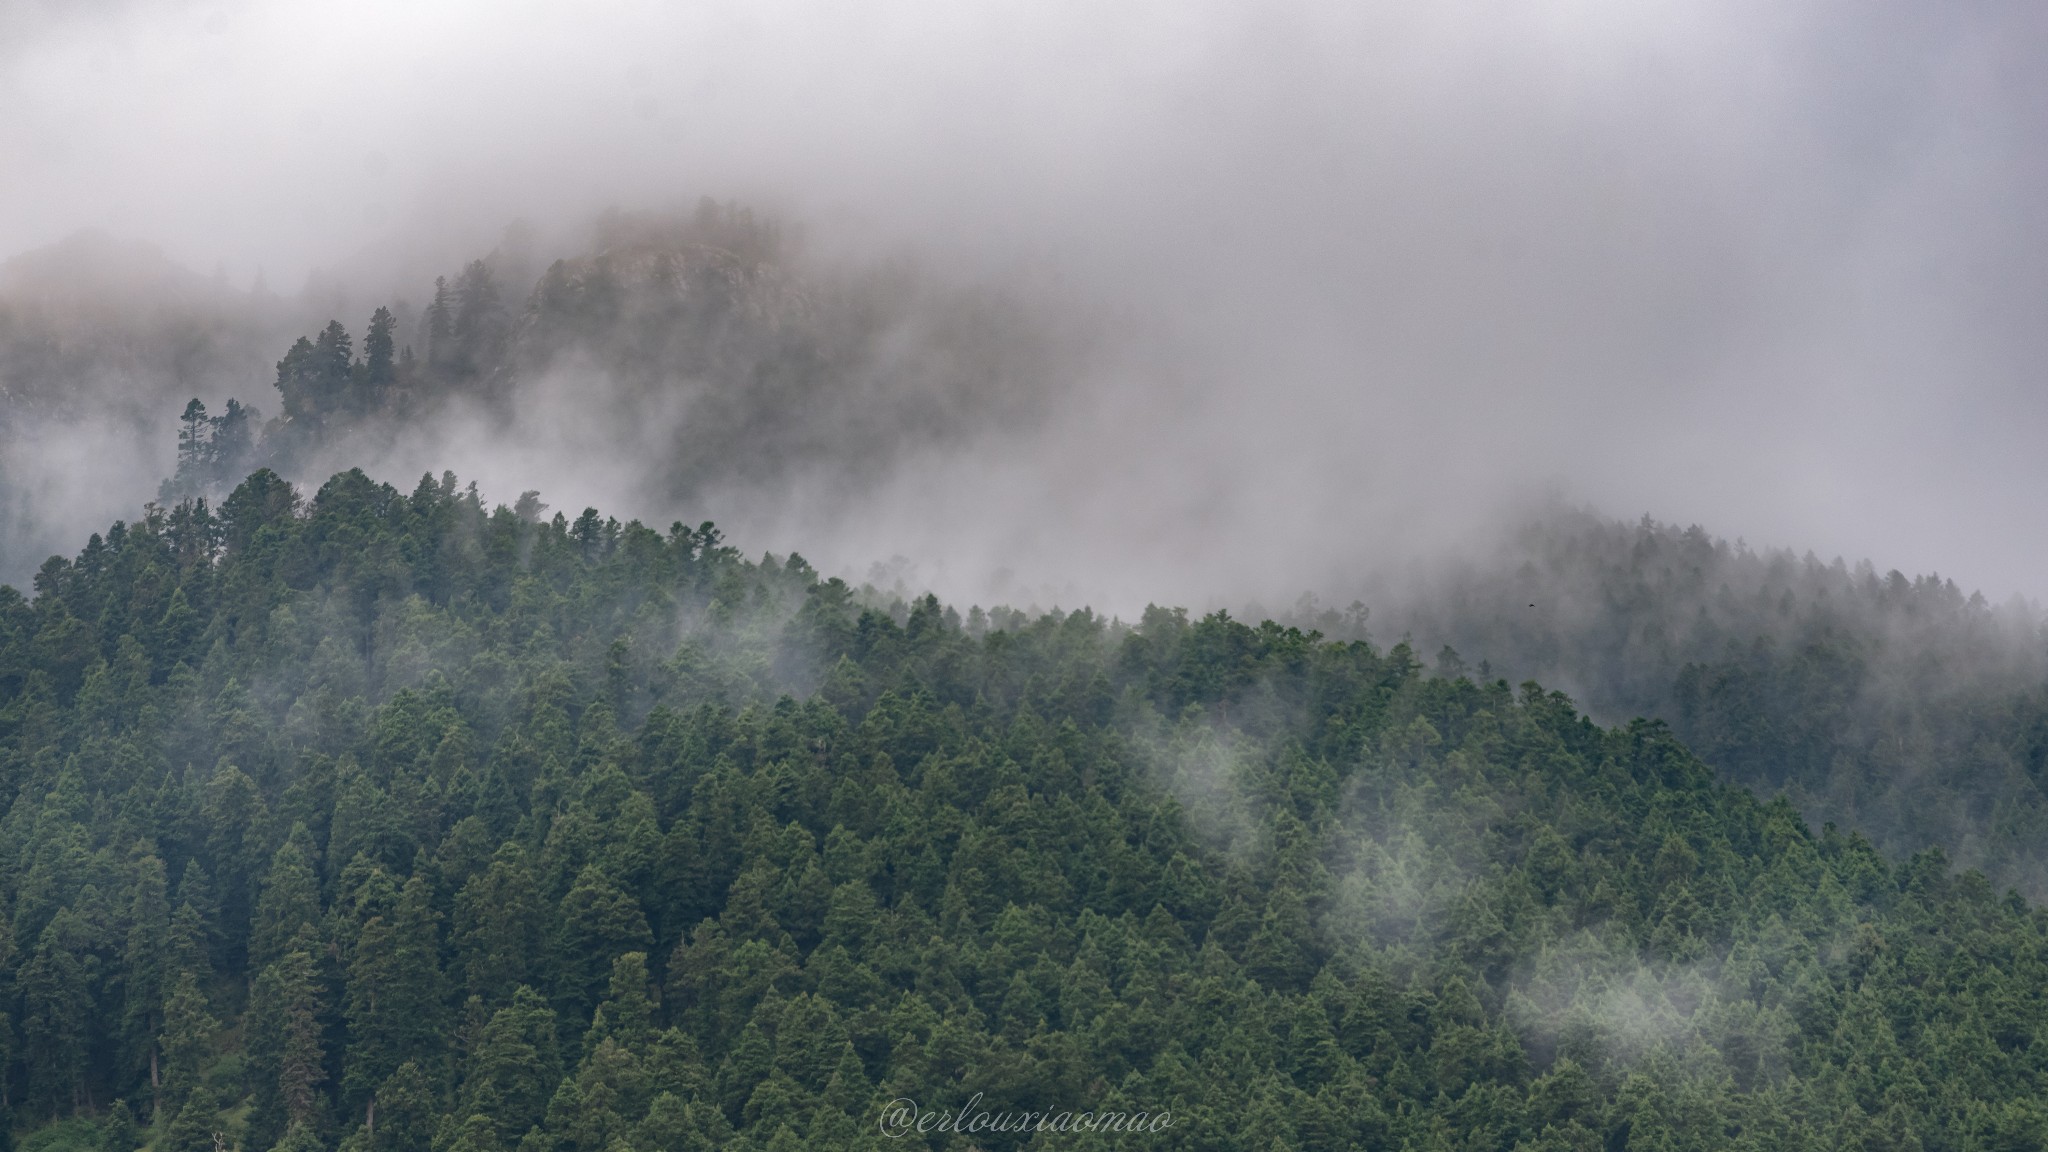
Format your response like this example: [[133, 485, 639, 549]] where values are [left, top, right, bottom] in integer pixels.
[[11, 2, 2048, 1147], [0, 207, 2040, 1152], [0, 464, 2044, 1152], [148, 202, 1062, 515], [1386, 509, 2048, 899], [0, 206, 1065, 593]]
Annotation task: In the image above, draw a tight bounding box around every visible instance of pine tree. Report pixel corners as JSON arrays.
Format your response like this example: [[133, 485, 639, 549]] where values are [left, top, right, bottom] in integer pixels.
[[439, 1113, 502, 1152], [554, 866, 652, 1023], [175, 399, 211, 488], [343, 874, 444, 1124], [18, 447, 2048, 1151], [102, 1098, 139, 1152], [423, 277, 453, 376], [162, 1085, 223, 1152], [209, 398, 255, 484], [19, 912, 92, 1117], [166, 901, 214, 986], [248, 944, 326, 1147], [121, 854, 173, 1102], [584, 952, 653, 1054], [159, 969, 218, 1120], [203, 761, 269, 963], [174, 859, 223, 970], [368, 1062, 436, 1152], [360, 307, 398, 415], [453, 846, 543, 1006], [312, 321, 355, 418], [250, 826, 323, 972], [463, 986, 562, 1145], [450, 261, 504, 389], [275, 335, 320, 423]]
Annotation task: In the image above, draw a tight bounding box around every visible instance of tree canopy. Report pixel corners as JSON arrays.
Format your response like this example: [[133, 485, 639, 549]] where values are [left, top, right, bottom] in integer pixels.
[[0, 469, 2044, 1150]]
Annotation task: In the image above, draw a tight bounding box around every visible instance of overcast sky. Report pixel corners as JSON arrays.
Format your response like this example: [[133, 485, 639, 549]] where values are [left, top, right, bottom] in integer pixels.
[[4, 0, 2045, 609]]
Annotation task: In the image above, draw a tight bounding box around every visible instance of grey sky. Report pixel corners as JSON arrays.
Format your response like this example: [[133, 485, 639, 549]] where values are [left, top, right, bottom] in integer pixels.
[[3, 0, 2044, 609]]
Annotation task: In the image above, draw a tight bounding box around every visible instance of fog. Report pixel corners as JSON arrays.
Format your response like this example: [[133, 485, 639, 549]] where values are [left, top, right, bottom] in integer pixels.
[[4, 0, 2046, 611]]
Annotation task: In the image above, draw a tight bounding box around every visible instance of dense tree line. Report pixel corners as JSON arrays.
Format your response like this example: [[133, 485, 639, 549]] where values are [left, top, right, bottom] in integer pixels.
[[1382, 507, 2048, 899], [159, 200, 1065, 512], [0, 470, 2045, 1150]]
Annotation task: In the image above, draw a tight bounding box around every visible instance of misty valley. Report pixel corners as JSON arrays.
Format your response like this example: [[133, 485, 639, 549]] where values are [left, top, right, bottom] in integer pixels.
[[0, 211, 2043, 1152]]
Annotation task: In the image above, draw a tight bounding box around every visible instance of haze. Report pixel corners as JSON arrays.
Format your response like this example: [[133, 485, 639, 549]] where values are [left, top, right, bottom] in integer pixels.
[[3, 0, 2045, 611]]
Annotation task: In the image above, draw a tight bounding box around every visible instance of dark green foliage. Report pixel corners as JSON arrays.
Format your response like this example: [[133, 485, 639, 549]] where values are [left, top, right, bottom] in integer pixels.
[[161, 1086, 220, 1152], [165, 400, 260, 505], [359, 309, 397, 417], [2, 469, 2048, 1150], [341, 874, 443, 1120], [1389, 508, 2048, 896], [99, 1100, 137, 1152], [246, 944, 325, 1149]]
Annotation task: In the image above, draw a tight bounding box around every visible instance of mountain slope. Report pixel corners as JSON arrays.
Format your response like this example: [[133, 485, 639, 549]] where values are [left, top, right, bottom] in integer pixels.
[[0, 471, 2044, 1151], [1389, 506, 2048, 897]]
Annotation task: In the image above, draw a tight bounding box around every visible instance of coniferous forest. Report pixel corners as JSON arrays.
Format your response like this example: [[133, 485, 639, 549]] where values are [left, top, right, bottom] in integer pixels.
[[1379, 510, 2048, 900], [0, 202, 2043, 1152], [1, 460, 2047, 1152], [11, 3, 2048, 1149]]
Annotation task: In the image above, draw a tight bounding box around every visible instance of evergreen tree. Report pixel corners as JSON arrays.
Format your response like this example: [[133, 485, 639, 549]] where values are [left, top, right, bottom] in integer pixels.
[[342, 874, 443, 1124], [449, 262, 504, 388], [360, 307, 397, 415], [158, 969, 217, 1120], [102, 1098, 139, 1152], [209, 398, 255, 484], [277, 322, 355, 426], [311, 321, 354, 416], [452, 845, 543, 1006], [247, 944, 325, 1148], [121, 854, 172, 1101], [423, 277, 453, 376], [175, 399, 211, 485], [274, 335, 320, 423], [463, 987, 561, 1146], [367, 1061, 435, 1152], [250, 827, 322, 972], [552, 866, 651, 1023], [19, 913, 91, 1116], [162, 1085, 222, 1152], [585, 952, 653, 1053]]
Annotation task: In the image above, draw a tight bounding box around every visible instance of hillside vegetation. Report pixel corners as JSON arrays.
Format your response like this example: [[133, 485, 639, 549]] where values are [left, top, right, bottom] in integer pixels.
[[1394, 509, 2048, 897], [159, 203, 1063, 512], [0, 471, 2044, 1150]]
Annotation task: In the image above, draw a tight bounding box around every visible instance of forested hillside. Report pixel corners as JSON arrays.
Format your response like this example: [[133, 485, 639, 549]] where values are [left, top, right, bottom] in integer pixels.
[[0, 471, 2045, 1151], [159, 202, 1064, 512], [1386, 510, 2048, 899], [0, 205, 1066, 592]]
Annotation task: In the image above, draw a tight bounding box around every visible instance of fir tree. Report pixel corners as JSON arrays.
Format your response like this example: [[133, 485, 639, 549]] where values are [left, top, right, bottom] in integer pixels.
[[360, 307, 398, 415]]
